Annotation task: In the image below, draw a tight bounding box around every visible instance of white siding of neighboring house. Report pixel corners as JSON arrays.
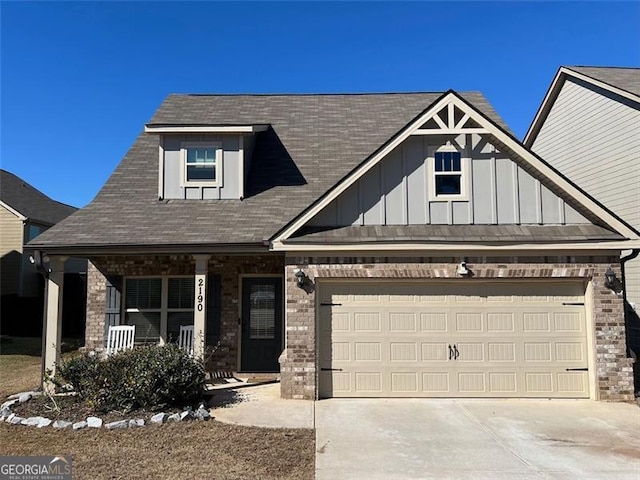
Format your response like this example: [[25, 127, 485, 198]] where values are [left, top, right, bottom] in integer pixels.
[[0, 205, 24, 296], [530, 77, 640, 309]]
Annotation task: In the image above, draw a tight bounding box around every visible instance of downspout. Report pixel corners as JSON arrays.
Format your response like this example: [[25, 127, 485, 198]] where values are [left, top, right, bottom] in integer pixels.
[[621, 249, 640, 358]]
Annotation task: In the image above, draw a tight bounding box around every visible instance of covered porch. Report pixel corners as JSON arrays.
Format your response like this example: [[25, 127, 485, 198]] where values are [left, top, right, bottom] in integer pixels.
[[42, 253, 285, 385]]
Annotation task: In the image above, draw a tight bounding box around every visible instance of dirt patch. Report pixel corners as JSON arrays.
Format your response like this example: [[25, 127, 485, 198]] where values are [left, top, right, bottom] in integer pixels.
[[0, 420, 315, 479]]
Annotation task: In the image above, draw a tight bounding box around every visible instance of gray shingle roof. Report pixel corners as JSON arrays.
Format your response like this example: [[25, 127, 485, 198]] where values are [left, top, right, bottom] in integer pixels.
[[286, 225, 623, 244], [0, 169, 76, 225], [30, 92, 514, 250], [567, 66, 640, 98]]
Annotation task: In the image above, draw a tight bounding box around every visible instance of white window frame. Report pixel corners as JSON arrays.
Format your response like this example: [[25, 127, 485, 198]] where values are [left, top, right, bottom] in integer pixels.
[[427, 143, 470, 201], [180, 141, 223, 188], [123, 275, 194, 345]]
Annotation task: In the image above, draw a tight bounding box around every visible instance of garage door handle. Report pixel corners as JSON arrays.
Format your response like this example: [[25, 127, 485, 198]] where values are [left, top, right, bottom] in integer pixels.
[[321, 368, 343, 371], [565, 368, 587, 371], [448, 345, 453, 360], [453, 344, 460, 360]]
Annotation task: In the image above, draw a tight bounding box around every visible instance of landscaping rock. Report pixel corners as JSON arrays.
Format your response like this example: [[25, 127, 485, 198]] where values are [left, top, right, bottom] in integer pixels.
[[20, 417, 52, 428], [1, 399, 18, 410], [87, 416, 103, 428], [5, 413, 15, 423], [195, 405, 211, 421], [18, 393, 33, 403], [53, 420, 72, 429], [167, 413, 181, 422], [0, 406, 12, 421], [150, 413, 167, 424], [105, 420, 128, 430], [180, 410, 194, 421], [129, 419, 145, 428], [72, 421, 87, 430], [8, 391, 39, 400], [9, 416, 24, 425]]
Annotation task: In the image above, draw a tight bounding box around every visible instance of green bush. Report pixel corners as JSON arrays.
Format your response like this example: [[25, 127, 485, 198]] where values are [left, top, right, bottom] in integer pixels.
[[55, 345, 205, 413]]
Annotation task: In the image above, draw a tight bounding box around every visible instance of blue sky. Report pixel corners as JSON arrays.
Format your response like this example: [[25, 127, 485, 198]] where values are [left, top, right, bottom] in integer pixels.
[[2, 1, 638, 208]]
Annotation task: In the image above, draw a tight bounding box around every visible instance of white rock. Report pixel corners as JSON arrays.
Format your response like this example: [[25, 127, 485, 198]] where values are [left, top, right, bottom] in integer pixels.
[[9, 416, 24, 425], [20, 416, 51, 428], [179, 410, 194, 421], [150, 413, 167, 424], [195, 406, 211, 421], [1, 399, 18, 410], [8, 391, 39, 400], [53, 420, 72, 429], [87, 416, 103, 428], [18, 393, 32, 403], [167, 413, 181, 422], [0, 407, 11, 421], [5, 413, 16, 423], [72, 421, 87, 430], [105, 420, 128, 430], [129, 419, 144, 428]]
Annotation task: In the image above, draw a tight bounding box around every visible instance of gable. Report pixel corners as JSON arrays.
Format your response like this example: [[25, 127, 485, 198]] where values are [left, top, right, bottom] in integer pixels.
[[307, 133, 589, 227], [274, 91, 640, 249]]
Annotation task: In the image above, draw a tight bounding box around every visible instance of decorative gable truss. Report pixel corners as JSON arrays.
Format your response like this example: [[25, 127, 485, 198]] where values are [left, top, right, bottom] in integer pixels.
[[272, 91, 640, 251]]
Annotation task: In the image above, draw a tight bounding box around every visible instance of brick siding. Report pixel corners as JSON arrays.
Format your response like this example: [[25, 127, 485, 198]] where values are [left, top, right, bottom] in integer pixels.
[[280, 256, 634, 402]]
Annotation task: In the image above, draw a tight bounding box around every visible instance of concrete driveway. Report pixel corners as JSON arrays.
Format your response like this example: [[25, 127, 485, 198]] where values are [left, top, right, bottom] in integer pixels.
[[316, 399, 640, 480]]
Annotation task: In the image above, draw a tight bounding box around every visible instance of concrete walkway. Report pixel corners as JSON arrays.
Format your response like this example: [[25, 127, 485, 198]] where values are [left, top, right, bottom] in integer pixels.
[[208, 383, 314, 429], [316, 399, 640, 480]]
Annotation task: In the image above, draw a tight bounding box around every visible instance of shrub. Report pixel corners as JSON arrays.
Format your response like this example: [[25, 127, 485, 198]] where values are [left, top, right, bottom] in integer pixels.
[[55, 345, 205, 413]]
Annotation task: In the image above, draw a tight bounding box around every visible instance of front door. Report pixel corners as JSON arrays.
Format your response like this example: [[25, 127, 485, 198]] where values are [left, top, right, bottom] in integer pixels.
[[241, 277, 283, 372]]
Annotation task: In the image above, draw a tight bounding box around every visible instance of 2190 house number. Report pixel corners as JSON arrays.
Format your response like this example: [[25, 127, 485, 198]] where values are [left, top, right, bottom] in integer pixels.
[[197, 278, 204, 311]]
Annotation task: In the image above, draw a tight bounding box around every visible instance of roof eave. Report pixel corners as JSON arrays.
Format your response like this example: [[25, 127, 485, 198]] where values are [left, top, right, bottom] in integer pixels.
[[25, 242, 273, 257], [144, 124, 270, 134]]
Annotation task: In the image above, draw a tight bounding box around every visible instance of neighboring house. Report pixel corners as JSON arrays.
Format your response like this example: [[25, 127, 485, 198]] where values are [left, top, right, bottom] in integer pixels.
[[524, 66, 640, 359], [0, 169, 86, 336], [30, 91, 640, 401]]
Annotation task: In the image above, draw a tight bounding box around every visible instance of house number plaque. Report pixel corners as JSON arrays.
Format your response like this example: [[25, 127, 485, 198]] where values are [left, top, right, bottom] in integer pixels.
[[197, 278, 204, 311]]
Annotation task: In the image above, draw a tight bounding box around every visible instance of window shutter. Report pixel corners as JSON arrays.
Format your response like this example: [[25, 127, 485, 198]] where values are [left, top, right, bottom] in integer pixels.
[[206, 274, 222, 346], [104, 276, 122, 346]]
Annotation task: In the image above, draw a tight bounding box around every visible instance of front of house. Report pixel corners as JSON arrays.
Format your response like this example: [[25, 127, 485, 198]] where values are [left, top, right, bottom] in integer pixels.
[[31, 91, 639, 401]]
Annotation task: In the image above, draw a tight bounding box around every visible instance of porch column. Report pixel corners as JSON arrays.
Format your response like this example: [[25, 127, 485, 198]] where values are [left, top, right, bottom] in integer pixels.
[[42, 256, 66, 391], [193, 255, 210, 359]]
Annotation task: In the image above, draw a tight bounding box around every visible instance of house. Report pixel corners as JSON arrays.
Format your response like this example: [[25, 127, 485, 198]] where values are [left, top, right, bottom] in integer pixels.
[[0, 169, 86, 337], [29, 90, 639, 401], [524, 66, 640, 367]]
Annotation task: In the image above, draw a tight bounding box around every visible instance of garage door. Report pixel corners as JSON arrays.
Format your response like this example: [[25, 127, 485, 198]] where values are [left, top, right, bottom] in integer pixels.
[[318, 282, 589, 398]]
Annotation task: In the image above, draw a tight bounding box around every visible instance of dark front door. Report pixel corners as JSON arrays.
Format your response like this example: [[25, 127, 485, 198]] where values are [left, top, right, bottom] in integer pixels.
[[241, 277, 283, 372]]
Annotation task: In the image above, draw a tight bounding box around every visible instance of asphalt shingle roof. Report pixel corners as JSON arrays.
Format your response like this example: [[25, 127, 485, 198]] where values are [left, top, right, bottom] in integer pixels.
[[567, 66, 640, 98], [287, 225, 623, 244], [0, 169, 76, 225], [31, 92, 515, 250]]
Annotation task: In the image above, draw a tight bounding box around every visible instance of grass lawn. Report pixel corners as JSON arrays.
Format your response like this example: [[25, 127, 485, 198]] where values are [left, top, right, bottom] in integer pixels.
[[0, 337, 43, 399], [0, 421, 315, 479], [0, 336, 315, 479]]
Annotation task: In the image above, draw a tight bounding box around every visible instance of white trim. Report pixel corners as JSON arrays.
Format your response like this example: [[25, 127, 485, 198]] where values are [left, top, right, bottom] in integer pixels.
[[144, 125, 269, 134], [524, 67, 640, 146], [0, 201, 26, 221], [584, 280, 598, 400], [427, 144, 470, 202], [272, 92, 640, 244], [272, 239, 640, 253], [239, 135, 245, 199], [180, 141, 223, 188], [158, 143, 164, 200], [412, 128, 488, 135]]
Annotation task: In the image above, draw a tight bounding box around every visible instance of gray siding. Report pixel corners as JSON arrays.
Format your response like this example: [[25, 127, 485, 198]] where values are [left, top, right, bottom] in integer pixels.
[[162, 135, 242, 200], [530, 77, 640, 308], [308, 134, 588, 227]]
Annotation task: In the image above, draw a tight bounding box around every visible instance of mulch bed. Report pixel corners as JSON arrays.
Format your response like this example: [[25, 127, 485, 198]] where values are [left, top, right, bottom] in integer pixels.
[[11, 395, 192, 423]]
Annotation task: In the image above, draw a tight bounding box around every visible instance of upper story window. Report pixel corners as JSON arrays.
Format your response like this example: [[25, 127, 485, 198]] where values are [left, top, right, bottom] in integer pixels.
[[181, 142, 222, 187], [434, 151, 462, 195], [428, 142, 469, 201], [27, 224, 46, 241]]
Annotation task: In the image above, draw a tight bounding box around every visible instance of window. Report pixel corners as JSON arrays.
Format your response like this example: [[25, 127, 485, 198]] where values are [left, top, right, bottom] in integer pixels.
[[124, 277, 194, 344], [27, 224, 46, 241], [428, 144, 468, 200], [181, 142, 222, 186], [434, 151, 462, 195]]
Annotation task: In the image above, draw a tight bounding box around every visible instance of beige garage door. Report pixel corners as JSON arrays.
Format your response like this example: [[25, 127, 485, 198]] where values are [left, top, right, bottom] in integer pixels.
[[318, 282, 589, 398]]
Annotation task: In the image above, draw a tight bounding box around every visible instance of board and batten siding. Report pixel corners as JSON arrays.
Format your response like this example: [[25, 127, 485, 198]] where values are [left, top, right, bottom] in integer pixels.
[[0, 205, 24, 295], [308, 134, 588, 227], [530, 77, 640, 309], [161, 135, 243, 200]]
